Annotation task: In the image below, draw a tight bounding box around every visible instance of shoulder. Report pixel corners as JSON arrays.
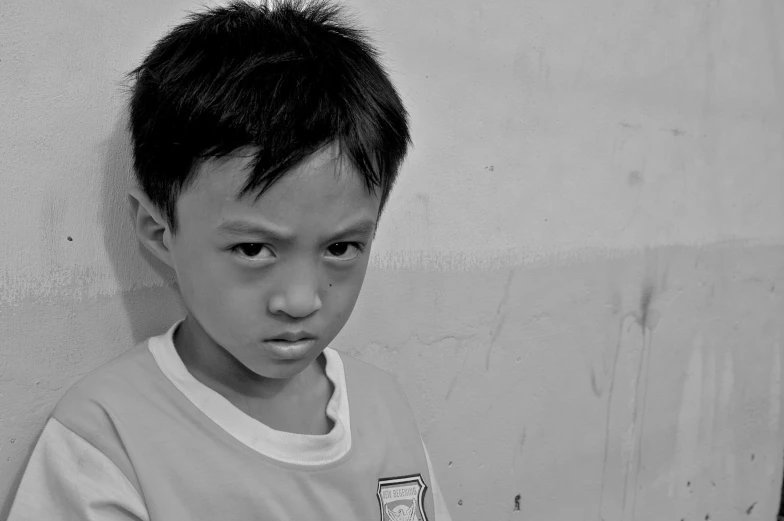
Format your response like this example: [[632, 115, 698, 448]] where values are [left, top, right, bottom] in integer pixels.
[[42, 340, 161, 496], [52, 340, 161, 440], [7, 417, 149, 520]]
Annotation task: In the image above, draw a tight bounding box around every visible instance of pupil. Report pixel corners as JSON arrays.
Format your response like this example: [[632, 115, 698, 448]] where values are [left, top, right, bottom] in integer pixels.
[[330, 243, 348, 256], [241, 244, 263, 256]]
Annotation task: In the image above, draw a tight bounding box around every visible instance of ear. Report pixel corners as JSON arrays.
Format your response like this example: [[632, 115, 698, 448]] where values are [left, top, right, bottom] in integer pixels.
[[128, 187, 175, 268]]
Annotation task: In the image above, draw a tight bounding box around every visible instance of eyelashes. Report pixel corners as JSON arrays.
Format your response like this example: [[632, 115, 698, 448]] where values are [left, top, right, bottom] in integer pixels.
[[230, 242, 364, 263], [234, 243, 271, 259], [326, 242, 363, 260]]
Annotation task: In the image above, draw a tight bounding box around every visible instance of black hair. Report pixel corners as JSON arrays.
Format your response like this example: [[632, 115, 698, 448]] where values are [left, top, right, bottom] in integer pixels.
[[128, 0, 410, 232]]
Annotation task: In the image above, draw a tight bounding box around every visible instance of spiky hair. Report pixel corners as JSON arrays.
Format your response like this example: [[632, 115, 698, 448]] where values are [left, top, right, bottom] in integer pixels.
[[128, 0, 411, 231]]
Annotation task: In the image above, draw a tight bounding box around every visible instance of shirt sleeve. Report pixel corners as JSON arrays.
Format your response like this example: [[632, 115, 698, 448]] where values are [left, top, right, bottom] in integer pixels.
[[7, 418, 149, 521], [422, 439, 453, 521]]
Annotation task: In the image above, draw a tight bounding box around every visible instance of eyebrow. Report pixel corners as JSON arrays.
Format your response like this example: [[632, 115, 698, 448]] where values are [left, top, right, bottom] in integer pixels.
[[216, 218, 377, 244]]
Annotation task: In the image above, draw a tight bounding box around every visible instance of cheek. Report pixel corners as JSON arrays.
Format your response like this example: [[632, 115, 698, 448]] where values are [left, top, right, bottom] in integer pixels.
[[326, 262, 367, 291], [172, 246, 239, 315], [324, 268, 367, 312]]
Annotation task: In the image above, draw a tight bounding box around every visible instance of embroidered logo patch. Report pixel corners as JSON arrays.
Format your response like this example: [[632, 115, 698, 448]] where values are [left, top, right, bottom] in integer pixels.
[[377, 474, 429, 521]]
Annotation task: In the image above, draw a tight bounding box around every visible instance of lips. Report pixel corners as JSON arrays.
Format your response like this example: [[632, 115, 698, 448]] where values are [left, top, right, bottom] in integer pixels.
[[262, 335, 317, 360], [266, 331, 315, 342]]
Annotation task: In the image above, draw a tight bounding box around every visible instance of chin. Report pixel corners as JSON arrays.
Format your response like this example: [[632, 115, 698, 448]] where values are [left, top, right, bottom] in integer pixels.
[[245, 356, 316, 380]]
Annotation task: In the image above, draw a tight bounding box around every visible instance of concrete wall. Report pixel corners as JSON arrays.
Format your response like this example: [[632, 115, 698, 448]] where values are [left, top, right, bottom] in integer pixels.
[[1, 0, 783, 519]]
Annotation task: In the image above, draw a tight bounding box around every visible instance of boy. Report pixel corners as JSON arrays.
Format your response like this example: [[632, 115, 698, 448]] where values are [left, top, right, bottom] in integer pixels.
[[7, 1, 451, 520]]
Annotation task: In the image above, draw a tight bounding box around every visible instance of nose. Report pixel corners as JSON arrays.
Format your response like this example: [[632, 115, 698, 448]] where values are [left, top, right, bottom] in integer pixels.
[[267, 262, 323, 319]]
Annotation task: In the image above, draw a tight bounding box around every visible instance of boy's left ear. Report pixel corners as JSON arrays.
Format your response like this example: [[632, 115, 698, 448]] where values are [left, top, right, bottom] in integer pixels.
[[128, 187, 175, 268]]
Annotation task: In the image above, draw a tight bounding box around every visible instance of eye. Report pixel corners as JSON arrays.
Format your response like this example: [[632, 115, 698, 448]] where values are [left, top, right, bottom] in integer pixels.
[[232, 243, 274, 261], [325, 242, 363, 260]]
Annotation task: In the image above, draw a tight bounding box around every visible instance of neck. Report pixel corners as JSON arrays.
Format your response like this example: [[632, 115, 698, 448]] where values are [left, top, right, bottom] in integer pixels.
[[173, 316, 322, 400]]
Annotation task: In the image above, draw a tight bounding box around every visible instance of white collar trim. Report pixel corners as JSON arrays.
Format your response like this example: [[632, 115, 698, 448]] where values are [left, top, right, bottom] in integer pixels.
[[147, 320, 351, 466]]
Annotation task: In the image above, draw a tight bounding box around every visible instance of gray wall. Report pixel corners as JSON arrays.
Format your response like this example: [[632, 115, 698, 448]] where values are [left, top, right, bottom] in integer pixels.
[[2, 0, 783, 519]]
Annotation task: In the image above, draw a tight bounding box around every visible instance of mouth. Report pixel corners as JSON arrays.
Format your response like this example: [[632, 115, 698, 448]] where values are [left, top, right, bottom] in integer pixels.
[[265, 331, 316, 342], [262, 332, 318, 360]]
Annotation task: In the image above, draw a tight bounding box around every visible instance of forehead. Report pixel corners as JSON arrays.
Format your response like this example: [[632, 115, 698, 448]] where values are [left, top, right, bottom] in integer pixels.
[[177, 146, 380, 233]]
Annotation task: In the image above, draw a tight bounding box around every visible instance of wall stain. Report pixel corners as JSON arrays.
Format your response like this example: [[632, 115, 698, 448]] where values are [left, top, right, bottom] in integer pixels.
[[618, 161, 647, 233], [485, 269, 515, 370], [625, 278, 661, 521], [598, 314, 626, 518], [444, 333, 480, 400], [511, 428, 527, 479], [445, 353, 468, 401], [627, 170, 644, 187], [599, 256, 665, 521], [637, 283, 655, 329], [590, 369, 602, 398], [745, 502, 756, 515], [592, 291, 622, 398], [513, 494, 521, 511]]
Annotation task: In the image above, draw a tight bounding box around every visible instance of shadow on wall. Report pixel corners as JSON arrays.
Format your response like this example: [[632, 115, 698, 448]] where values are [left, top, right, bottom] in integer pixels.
[[0, 431, 43, 519], [1, 112, 185, 521], [98, 112, 185, 345]]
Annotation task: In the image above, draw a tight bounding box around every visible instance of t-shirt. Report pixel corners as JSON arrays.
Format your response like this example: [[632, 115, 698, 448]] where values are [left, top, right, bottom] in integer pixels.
[[8, 321, 452, 520]]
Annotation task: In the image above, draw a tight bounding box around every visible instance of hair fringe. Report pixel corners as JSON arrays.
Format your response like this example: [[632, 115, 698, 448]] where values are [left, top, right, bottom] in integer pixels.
[[128, 0, 410, 231]]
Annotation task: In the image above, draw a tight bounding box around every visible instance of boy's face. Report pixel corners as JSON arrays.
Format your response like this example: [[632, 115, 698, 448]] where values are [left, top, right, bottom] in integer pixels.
[[167, 144, 380, 380]]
